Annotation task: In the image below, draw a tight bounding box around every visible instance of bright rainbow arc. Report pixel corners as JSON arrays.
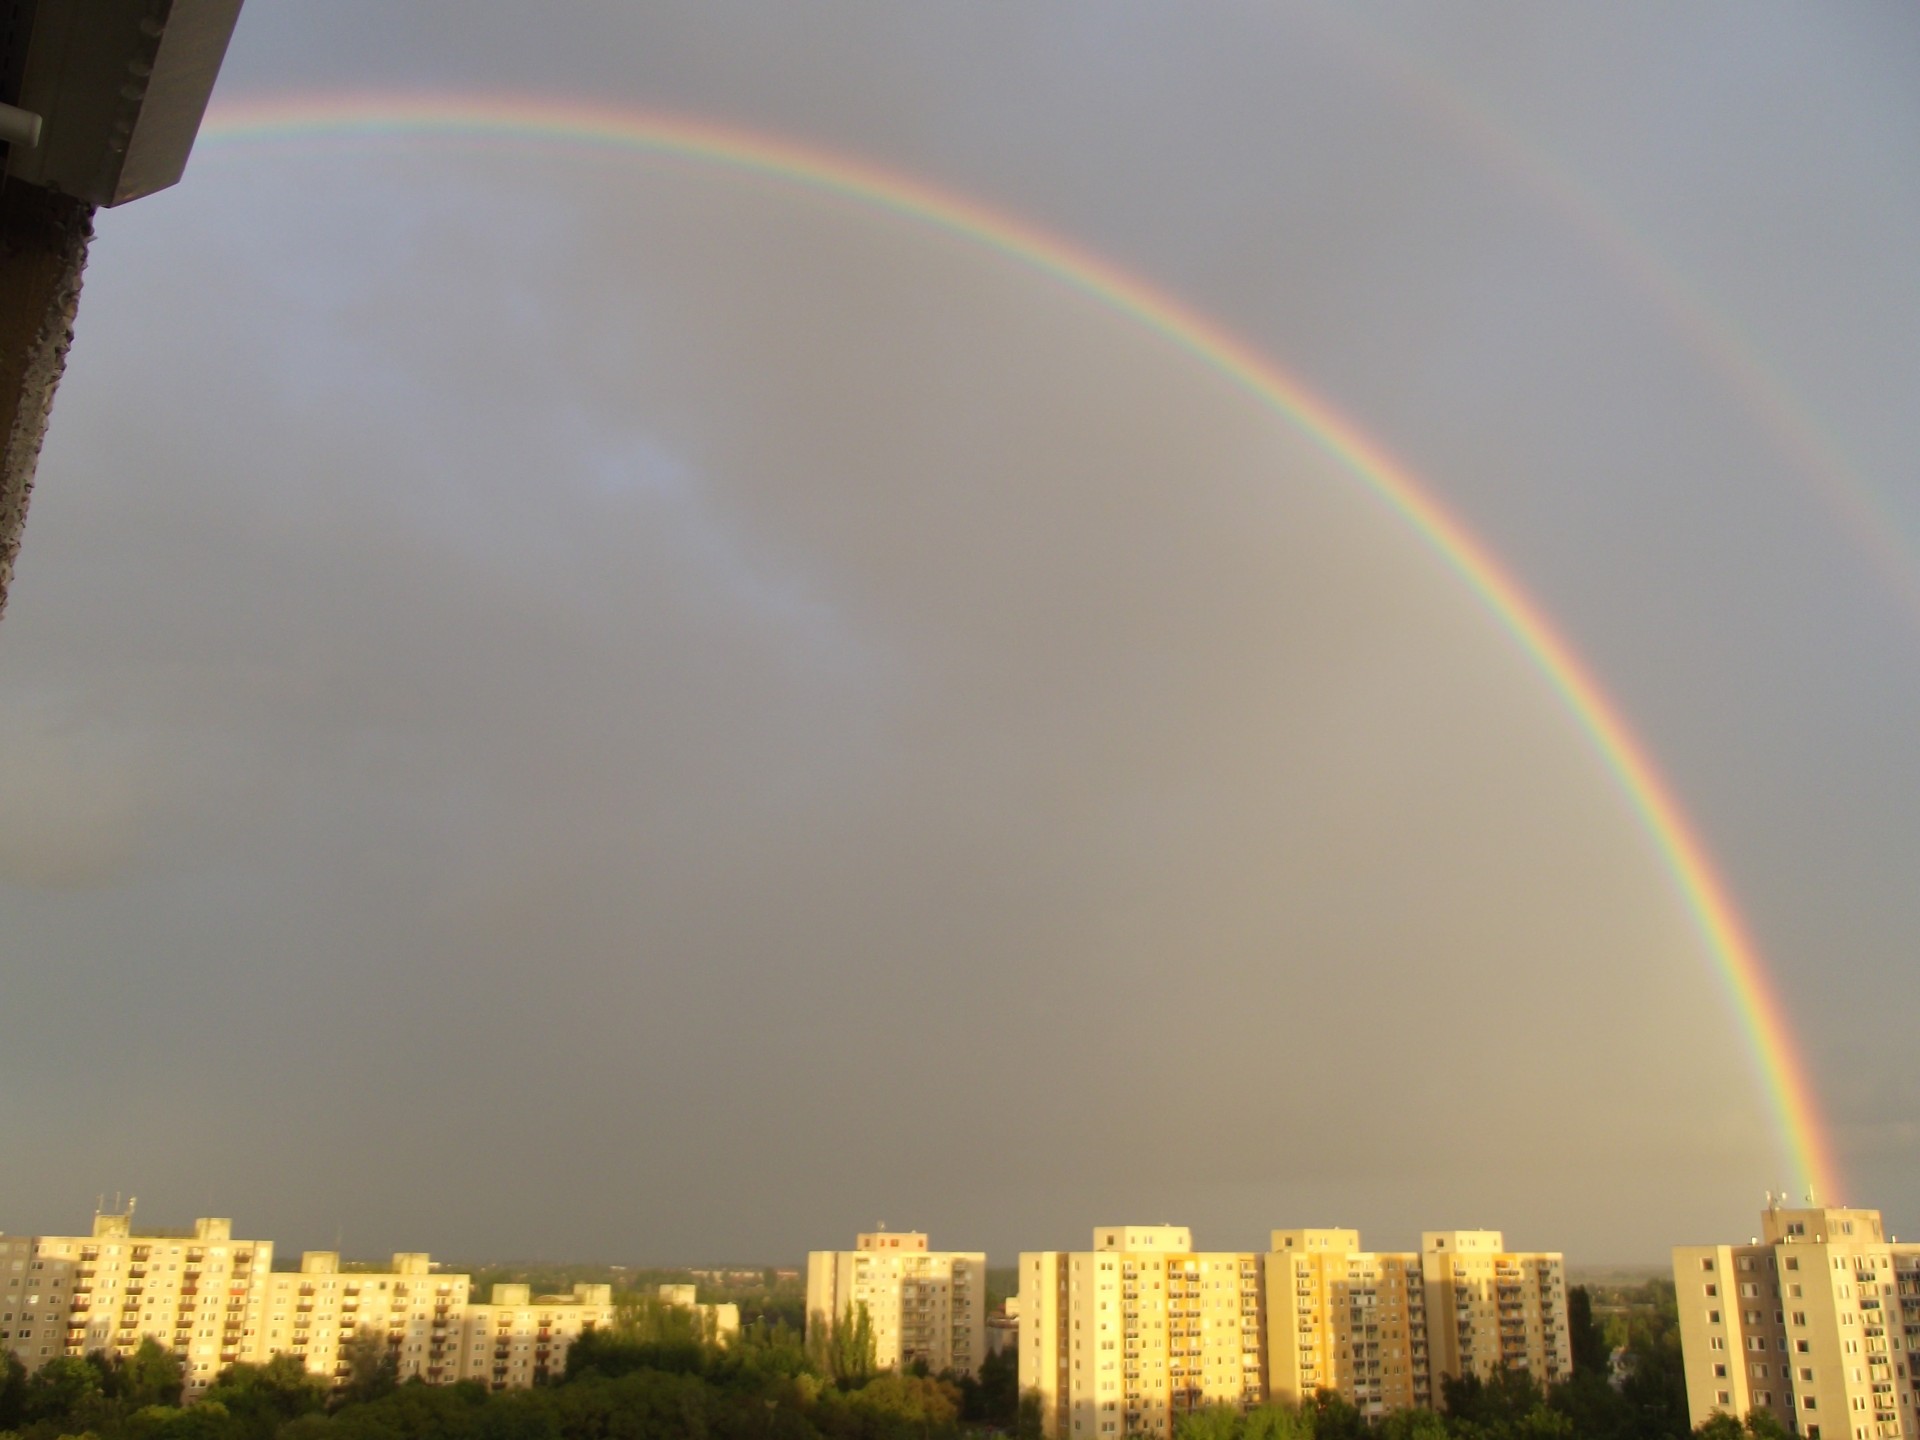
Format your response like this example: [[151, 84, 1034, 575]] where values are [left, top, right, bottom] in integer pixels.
[[197, 93, 1842, 1202]]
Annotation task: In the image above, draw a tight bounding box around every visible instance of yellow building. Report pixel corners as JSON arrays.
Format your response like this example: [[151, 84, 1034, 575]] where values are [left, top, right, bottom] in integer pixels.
[[656, 1284, 742, 1344], [1022, 1223, 1568, 1438], [4, 1211, 275, 1395], [1265, 1229, 1432, 1415], [0, 1209, 720, 1398], [1418, 1231, 1569, 1391], [454, 1282, 614, 1389], [806, 1231, 987, 1377], [1673, 1202, 1920, 1439], [1020, 1226, 1267, 1440], [259, 1251, 470, 1387]]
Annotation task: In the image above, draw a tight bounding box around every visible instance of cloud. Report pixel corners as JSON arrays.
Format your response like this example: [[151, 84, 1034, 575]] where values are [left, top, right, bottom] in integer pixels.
[[0, 699, 158, 887]]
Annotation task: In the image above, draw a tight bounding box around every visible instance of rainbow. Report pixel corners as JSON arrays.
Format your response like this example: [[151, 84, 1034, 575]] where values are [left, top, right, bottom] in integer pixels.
[[1304, 3, 1920, 633], [196, 93, 1842, 1201]]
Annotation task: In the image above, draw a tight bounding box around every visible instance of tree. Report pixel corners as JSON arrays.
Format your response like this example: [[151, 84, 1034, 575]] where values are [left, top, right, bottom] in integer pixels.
[[23, 1354, 106, 1427], [1241, 1402, 1315, 1440], [105, 1341, 186, 1411], [1374, 1406, 1449, 1440], [1015, 1389, 1044, 1440], [334, 1328, 399, 1411], [956, 1347, 1019, 1427], [1567, 1287, 1610, 1379], [819, 1304, 876, 1389], [0, 1350, 27, 1430], [1310, 1389, 1369, 1440], [202, 1355, 328, 1440], [1174, 1403, 1244, 1440]]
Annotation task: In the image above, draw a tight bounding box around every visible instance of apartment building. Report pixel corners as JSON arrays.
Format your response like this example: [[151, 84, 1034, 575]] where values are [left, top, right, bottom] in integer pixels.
[[806, 1231, 987, 1377], [1673, 1202, 1920, 1440], [0, 1209, 719, 1398], [1419, 1231, 1568, 1391], [1265, 1229, 1431, 1414], [259, 1251, 470, 1387], [1, 1232, 79, 1373], [4, 1212, 275, 1394], [1020, 1226, 1267, 1440], [1021, 1224, 1569, 1438], [656, 1284, 742, 1344], [454, 1283, 613, 1389]]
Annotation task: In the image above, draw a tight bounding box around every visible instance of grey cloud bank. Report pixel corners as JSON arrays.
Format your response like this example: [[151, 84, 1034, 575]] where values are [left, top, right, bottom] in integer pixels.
[[0, 3, 1916, 1265]]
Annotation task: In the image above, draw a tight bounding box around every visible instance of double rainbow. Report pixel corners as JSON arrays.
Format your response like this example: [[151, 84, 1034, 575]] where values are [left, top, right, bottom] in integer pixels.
[[197, 94, 1841, 1202]]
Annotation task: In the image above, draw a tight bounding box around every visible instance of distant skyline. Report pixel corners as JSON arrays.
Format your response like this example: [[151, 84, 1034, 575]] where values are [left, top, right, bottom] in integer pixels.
[[1, 3, 1916, 1264]]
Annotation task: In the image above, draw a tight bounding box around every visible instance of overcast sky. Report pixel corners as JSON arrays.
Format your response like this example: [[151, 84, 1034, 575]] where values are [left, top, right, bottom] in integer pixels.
[[2, 3, 1917, 1267]]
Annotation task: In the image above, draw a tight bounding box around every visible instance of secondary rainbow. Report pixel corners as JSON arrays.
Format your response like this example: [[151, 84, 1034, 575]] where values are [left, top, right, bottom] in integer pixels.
[[198, 93, 1842, 1201], [1303, 4, 1920, 634]]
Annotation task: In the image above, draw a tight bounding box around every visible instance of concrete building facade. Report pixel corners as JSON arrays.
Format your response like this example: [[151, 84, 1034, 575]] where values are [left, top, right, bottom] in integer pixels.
[[1021, 1224, 1568, 1438], [258, 1250, 470, 1389], [1674, 1203, 1920, 1440], [0, 1209, 736, 1398], [7, 1213, 274, 1395], [454, 1283, 613, 1390], [1021, 1226, 1267, 1440], [1265, 1229, 1431, 1415], [1419, 1231, 1569, 1392], [806, 1231, 987, 1378]]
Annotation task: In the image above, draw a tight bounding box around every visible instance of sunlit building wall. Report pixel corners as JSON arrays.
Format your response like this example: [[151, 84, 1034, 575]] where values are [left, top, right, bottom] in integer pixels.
[[455, 1282, 615, 1390], [1019, 1226, 1266, 1440], [1264, 1229, 1431, 1414], [1418, 1231, 1569, 1391], [806, 1231, 986, 1377], [656, 1283, 742, 1344], [3, 1212, 274, 1395], [258, 1250, 470, 1387], [1673, 1203, 1920, 1440]]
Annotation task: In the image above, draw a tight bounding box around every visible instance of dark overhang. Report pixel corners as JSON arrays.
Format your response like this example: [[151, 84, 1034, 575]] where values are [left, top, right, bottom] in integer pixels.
[[2, 0, 245, 207]]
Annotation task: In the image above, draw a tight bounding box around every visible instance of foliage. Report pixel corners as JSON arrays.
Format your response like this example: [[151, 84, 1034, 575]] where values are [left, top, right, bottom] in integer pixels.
[[952, 1349, 1017, 1428], [0, 1308, 1730, 1440], [805, 1305, 875, 1390]]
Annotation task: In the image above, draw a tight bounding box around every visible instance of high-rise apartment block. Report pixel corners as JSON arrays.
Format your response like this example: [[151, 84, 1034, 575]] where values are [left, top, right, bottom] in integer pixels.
[[1021, 1226, 1266, 1440], [1673, 1203, 1920, 1439], [455, 1282, 613, 1388], [258, 1250, 471, 1388], [1266, 1229, 1431, 1414], [806, 1231, 987, 1377], [1, 1209, 727, 1397], [7, 1214, 273, 1394], [1021, 1225, 1569, 1439]]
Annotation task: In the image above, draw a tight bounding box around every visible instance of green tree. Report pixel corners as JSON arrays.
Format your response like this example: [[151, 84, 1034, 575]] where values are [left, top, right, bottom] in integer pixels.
[[956, 1347, 1019, 1427], [1309, 1389, 1369, 1440], [1567, 1288, 1610, 1379], [23, 1355, 106, 1427], [1174, 1403, 1244, 1440], [0, 1350, 28, 1430], [818, 1304, 875, 1389], [1375, 1406, 1449, 1440], [102, 1341, 185, 1411], [202, 1355, 327, 1440], [1241, 1401, 1316, 1440], [333, 1329, 399, 1412], [1014, 1389, 1044, 1440]]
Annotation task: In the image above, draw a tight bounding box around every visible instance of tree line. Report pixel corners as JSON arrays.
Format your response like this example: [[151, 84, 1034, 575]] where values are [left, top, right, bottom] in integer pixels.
[[0, 1283, 1774, 1440]]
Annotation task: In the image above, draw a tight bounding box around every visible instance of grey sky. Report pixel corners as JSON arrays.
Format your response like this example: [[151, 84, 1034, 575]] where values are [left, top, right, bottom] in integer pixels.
[[1, 3, 1917, 1266]]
